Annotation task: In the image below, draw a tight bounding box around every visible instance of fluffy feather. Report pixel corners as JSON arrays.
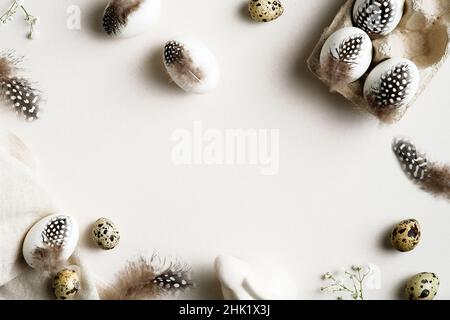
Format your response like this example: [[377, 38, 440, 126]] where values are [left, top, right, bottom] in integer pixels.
[[30, 246, 66, 273], [393, 138, 450, 200], [103, 0, 143, 35], [0, 51, 41, 121], [164, 40, 204, 86], [322, 35, 364, 90], [102, 254, 194, 300]]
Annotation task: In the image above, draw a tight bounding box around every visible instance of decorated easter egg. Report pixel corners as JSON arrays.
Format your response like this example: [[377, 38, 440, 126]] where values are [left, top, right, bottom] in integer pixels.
[[91, 217, 120, 250], [215, 255, 297, 300], [163, 37, 220, 94], [405, 272, 439, 300], [22, 214, 79, 268], [363, 58, 419, 119], [103, 0, 161, 38], [248, 0, 284, 22], [390, 219, 421, 252], [53, 268, 80, 300], [353, 0, 405, 36], [319, 27, 373, 85]]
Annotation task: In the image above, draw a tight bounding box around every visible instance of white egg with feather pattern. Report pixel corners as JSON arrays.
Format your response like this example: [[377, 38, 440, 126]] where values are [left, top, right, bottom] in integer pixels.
[[103, 0, 161, 38], [320, 27, 373, 85], [364, 58, 419, 120], [22, 214, 79, 269], [353, 0, 405, 36], [163, 37, 220, 94]]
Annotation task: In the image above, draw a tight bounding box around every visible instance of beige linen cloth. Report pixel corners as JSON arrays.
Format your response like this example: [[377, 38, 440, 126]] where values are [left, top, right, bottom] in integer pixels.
[[0, 132, 99, 299]]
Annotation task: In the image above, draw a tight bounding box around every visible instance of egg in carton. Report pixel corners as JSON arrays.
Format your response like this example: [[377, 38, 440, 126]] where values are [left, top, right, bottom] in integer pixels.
[[307, 0, 449, 123]]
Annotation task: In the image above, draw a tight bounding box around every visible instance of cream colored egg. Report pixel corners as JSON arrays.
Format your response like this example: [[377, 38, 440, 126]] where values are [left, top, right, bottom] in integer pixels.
[[390, 219, 421, 252], [53, 268, 80, 300], [405, 272, 439, 300], [91, 217, 120, 250], [248, 0, 284, 22]]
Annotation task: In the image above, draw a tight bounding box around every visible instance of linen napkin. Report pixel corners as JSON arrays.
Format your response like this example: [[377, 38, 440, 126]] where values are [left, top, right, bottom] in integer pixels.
[[0, 132, 99, 299]]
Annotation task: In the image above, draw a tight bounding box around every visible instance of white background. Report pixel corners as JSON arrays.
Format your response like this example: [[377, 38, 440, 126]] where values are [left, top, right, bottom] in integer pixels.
[[1, 0, 449, 300]]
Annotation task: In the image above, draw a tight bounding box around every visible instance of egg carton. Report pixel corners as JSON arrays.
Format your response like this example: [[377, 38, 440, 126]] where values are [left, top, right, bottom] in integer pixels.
[[307, 0, 450, 123]]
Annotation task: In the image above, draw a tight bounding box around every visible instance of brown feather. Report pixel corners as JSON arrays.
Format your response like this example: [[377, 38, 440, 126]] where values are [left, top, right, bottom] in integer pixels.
[[422, 164, 450, 199], [31, 246, 66, 273], [321, 54, 352, 92], [0, 51, 21, 79], [101, 254, 194, 300], [366, 93, 404, 123], [174, 53, 203, 84]]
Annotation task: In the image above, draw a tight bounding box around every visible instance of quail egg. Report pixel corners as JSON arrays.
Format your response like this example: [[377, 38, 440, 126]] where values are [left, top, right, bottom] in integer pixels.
[[248, 0, 284, 22], [91, 217, 120, 250], [53, 268, 80, 300], [391, 219, 421, 252], [405, 272, 439, 300]]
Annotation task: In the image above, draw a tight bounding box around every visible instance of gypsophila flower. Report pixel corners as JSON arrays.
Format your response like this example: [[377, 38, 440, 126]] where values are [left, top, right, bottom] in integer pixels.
[[0, 0, 38, 40], [323, 272, 333, 280], [321, 265, 373, 300]]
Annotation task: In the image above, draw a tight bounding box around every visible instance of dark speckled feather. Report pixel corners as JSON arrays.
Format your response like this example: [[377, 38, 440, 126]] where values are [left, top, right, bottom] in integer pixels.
[[393, 138, 450, 200], [101, 254, 194, 300], [103, 0, 144, 35]]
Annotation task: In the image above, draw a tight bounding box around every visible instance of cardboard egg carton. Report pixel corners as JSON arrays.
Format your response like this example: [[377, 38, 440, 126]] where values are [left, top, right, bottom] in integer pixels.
[[307, 0, 450, 123]]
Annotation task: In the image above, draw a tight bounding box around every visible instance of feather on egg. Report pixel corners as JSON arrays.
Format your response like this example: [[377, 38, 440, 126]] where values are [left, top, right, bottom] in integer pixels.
[[163, 37, 220, 94], [103, 0, 161, 38], [364, 58, 419, 123], [319, 27, 373, 89]]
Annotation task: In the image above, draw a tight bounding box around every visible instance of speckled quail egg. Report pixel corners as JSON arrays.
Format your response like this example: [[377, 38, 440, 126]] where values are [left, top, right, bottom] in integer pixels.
[[364, 58, 419, 117], [405, 272, 439, 300], [53, 268, 80, 300], [22, 214, 79, 268], [91, 218, 120, 250], [163, 37, 220, 94], [103, 0, 161, 38], [319, 27, 373, 85], [248, 0, 284, 22], [353, 0, 405, 36], [390, 219, 421, 252]]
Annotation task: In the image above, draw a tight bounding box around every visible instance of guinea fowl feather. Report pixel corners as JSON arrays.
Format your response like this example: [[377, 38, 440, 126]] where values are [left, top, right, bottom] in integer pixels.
[[0, 51, 41, 121], [102, 254, 194, 300], [393, 139, 450, 200], [164, 41, 204, 87], [103, 0, 144, 35], [367, 62, 414, 123], [353, 0, 397, 35]]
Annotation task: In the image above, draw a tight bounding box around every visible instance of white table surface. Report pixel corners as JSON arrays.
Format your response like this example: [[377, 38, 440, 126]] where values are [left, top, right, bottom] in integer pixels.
[[1, 0, 449, 300]]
